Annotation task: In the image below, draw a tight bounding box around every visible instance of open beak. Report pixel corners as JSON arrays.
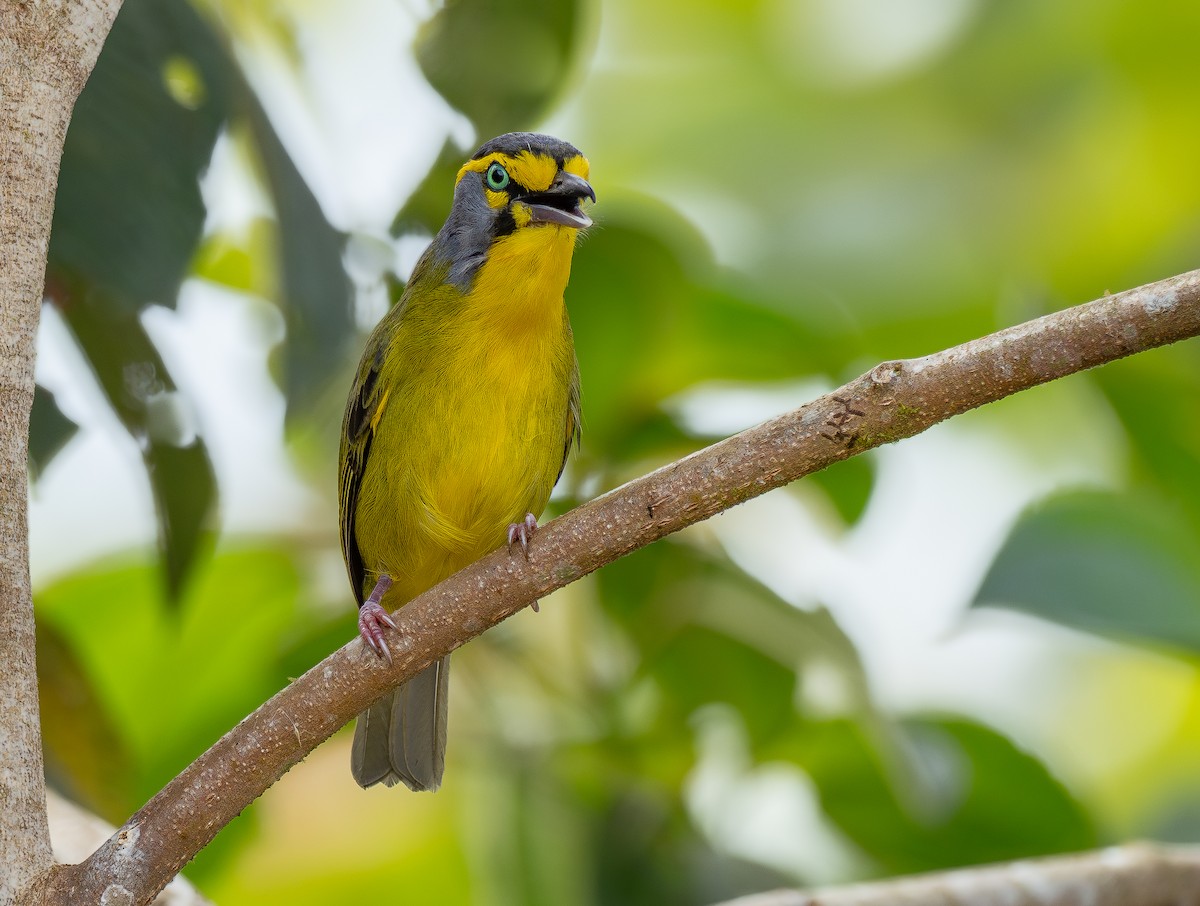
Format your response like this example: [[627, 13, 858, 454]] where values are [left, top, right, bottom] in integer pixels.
[[523, 171, 596, 229]]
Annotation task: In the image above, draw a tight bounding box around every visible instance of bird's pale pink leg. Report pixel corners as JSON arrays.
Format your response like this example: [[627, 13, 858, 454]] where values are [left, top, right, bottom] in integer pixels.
[[507, 512, 539, 556], [359, 574, 397, 663], [507, 512, 542, 612]]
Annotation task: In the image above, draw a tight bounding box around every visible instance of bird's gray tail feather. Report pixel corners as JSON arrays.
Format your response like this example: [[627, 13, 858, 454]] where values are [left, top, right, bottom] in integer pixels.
[[350, 656, 449, 791]]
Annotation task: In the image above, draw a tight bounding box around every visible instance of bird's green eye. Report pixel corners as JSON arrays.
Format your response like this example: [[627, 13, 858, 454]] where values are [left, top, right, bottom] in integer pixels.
[[485, 162, 510, 191]]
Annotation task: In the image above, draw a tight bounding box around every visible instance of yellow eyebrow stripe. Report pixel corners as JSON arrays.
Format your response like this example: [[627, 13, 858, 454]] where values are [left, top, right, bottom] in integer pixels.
[[457, 151, 591, 190]]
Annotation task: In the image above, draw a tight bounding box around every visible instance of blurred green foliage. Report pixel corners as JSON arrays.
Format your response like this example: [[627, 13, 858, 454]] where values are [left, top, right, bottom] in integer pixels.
[[46, 0, 231, 599], [416, 0, 585, 139], [28, 386, 78, 481], [29, 0, 1200, 903], [778, 717, 1096, 875], [975, 489, 1200, 655]]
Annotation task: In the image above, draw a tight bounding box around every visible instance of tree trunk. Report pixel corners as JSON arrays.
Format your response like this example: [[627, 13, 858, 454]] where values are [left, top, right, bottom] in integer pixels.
[[0, 1, 123, 902]]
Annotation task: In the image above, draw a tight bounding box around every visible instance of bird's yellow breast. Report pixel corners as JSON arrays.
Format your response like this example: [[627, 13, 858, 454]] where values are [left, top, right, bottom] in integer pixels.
[[352, 224, 579, 605]]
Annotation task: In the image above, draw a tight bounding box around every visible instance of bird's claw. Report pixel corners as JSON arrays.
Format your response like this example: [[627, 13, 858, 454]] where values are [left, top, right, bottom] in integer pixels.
[[357, 573, 400, 662], [507, 513, 543, 613], [358, 600, 397, 665], [507, 512, 539, 558]]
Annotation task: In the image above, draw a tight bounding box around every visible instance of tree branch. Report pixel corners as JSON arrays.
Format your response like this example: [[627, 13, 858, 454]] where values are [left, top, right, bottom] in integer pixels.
[[716, 843, 1200, 906], [44, 792, 211, 906], [29, 268, 1200, 904], [0, 1, 123, 902]]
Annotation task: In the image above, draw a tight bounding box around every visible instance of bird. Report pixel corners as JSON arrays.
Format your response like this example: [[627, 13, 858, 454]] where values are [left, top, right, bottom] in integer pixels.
[[337, 132, 595, 791]]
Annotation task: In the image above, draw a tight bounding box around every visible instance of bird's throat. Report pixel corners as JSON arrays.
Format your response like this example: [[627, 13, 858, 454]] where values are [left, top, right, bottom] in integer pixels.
[[470, 225, 578, 333]]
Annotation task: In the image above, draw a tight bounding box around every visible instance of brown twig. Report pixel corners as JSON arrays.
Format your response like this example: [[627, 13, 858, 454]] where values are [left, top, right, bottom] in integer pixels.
[[29, 270, 1200, 904], [716, 842, 1200, 906]]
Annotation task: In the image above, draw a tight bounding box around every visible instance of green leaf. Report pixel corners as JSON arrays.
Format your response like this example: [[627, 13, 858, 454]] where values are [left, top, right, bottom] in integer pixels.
[[28, 385, 79, 481], [244, 94, 355, 422], [37, 623, 136, 823], [973, 489, 1200, 654], [804, 454, 875, 526], [597, 539, 873, 753], [46, 0, 235, 600], [35, 546, 311, 880], [568, 205, 832, 469], [58, 298, 216, 602], [146, 439, 217, 599], [48, 0, 235, 310], [415, 0, 585, 139], [192, 218, 277, 296], [791, 717, 1097, 874], [35, 547, 303, 792], [1095, 347, 1200, 535]]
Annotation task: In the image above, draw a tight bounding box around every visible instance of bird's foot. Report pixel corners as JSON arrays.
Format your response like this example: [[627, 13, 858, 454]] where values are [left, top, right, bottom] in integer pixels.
[[359, 575, 397, 663], [507, 512, 539, 558], [507, 513, 542, 613]]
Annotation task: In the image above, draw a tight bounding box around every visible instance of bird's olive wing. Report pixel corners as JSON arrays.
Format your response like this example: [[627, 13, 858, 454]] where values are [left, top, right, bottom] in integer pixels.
[[557, 358, 581, 484], [338, 344, 385, 606]]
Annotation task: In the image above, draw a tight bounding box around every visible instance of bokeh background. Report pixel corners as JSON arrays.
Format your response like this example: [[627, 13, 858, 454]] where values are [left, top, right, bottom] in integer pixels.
[[28, 0, 1200, 902]]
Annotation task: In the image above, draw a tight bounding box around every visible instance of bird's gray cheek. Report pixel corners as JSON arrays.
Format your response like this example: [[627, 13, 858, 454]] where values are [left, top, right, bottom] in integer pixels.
[[436, 184, 500, 292]]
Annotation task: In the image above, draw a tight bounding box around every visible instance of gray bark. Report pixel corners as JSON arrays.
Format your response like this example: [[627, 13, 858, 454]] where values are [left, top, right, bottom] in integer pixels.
[[0, 1, 123, 902]]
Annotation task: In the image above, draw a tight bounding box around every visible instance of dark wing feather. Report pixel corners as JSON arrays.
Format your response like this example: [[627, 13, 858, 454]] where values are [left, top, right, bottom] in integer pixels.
[[339, 254, 435, 605], [556, 356, 582, 484], [338, 342, 386, 606]]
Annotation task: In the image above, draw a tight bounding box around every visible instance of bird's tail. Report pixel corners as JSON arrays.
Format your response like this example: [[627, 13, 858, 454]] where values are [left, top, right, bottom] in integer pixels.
[[350, 656, 450, 791]]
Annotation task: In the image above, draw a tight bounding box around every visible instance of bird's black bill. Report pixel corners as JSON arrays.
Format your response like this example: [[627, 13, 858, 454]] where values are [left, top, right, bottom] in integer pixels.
[[524, 171, 595, 229], [527, 203, 593, 228]]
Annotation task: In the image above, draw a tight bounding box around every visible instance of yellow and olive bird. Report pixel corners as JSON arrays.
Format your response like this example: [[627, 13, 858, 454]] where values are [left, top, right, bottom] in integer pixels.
[[338, 133, 594, 791]]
